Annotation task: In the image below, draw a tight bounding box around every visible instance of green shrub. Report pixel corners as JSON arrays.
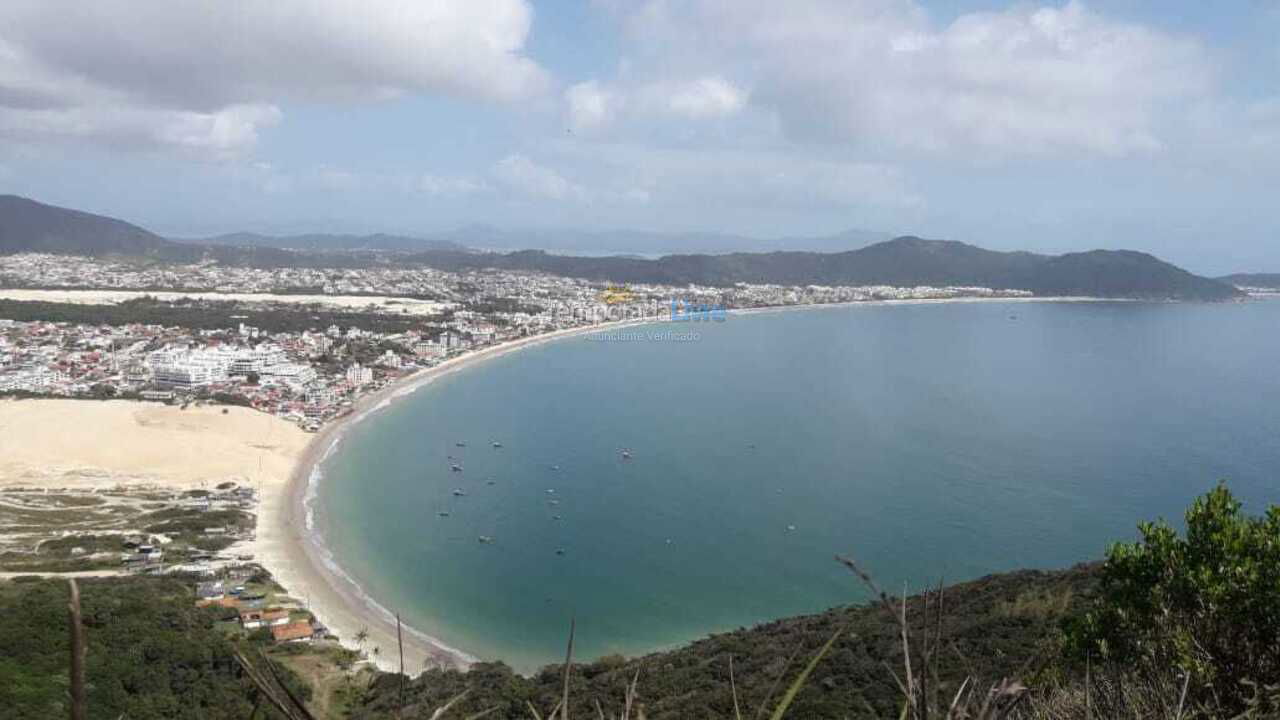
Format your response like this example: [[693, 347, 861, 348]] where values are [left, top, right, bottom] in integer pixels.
[[1065, 483, 1280, 713]]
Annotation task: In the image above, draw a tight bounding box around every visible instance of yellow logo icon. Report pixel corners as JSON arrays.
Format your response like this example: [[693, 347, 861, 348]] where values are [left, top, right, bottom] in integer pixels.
[[600, 285, 634, 305]]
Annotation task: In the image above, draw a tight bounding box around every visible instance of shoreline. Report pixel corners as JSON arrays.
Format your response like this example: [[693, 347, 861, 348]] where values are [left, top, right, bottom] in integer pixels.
[[264, 315, 666, 672], [266, 294, 1130, 673]]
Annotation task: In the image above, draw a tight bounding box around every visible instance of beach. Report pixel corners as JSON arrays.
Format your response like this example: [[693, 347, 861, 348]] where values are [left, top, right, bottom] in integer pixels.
[[0, 399, 307, 493], [268, 317, 669, 672]]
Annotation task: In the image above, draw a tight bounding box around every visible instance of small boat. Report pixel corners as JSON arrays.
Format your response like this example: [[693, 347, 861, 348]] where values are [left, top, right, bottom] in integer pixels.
[[478, 535, 493, 544], [492, 441, 503, 448], [555, 548, 565, 556], [551, 465, 561, 471], [552, 514, 562, 520], [786, 524, 797, 532], [451, 464, 463, 472], [452, 489, 467, 497], [456, 441, 467, 447], [486, 479, 496, 486], [438, 511, 450, 517], [620, 449, 632, 460], [545, 488, 556, 494], [549, 499, 560, 506]]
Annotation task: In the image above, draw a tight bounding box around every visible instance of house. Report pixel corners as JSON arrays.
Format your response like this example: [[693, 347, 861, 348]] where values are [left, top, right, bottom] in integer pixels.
[[240, 608, 290, 630], [196, 581, 225, 600], [271, 621, 315, 643], [196, 595, 241, 610]]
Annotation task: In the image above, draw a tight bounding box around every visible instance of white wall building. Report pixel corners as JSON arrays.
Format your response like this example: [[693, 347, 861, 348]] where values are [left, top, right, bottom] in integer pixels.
[[345, 362, 373, 386]]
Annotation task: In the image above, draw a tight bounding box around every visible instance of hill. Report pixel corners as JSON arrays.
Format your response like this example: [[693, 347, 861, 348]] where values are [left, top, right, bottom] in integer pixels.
[[0, 195, 176, 257], [402, 237, 1240, 300], [176, 231, 468, 253], [0, 195, 1240, 300], [1218, 273, 1280, 290]]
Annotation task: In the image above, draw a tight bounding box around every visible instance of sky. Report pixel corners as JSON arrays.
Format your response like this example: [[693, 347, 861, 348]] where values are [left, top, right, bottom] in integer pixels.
[[0, 0, 1276, 274]]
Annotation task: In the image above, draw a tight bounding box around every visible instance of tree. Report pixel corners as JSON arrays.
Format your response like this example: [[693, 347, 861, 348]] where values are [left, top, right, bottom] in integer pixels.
[[1065, 483, 1280, 713]]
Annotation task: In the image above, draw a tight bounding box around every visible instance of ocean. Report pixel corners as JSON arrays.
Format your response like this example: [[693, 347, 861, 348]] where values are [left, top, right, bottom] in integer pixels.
[[313, 299, 1280, 672]]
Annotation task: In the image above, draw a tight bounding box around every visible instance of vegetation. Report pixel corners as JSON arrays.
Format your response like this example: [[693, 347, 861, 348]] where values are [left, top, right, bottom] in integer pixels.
[[346, 566, 1098, 719], [1064, 483, 1280, 716], [0, 575, 308, 719], [0, 297, 445, 334], [3, 485, 1277, 719]]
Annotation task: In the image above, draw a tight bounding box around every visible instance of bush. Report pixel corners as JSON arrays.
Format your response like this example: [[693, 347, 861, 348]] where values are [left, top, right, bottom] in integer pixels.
[[1065, 483, 1280, 713]]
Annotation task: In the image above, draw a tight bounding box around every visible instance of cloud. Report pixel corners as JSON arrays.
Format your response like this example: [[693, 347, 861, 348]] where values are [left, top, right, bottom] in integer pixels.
[[0, 0, 547, 155], [565, 81, 620, 131], [419, 173, 490, 196], [659, 76, 748, 119], [608, 0, 1212, 157], [551, 140, 919, 211], [492, 154, 585, 201]]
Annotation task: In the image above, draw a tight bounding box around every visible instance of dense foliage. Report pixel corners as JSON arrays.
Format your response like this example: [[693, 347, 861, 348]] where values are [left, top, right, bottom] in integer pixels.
[[0, 297, 444, 334], [0, 576, 307, 720], [1065, 484, 1280, 714]]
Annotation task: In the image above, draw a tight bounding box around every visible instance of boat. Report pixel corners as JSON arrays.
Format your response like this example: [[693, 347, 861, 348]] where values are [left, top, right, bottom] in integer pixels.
[[620, 448, 632, 459], [549, 499, 560, 506], [452, 489, 467, 497], [552, 514, 562, 520], [486, 479, 496, 485], [438, 511, 450, 517], [492, 441, 503, 448], [455, 441, 467, 447], [555, 548, 565, 555], [551, 464, 561, 471], [545, 488, 555, 494], [786, 524, 797, 532], [478, 535, 493, 544], [451, 464, 463, 472]]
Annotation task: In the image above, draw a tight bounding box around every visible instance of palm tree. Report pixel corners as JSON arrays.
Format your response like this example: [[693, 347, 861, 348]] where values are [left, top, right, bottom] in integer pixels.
[[355, 627, 370, 658]]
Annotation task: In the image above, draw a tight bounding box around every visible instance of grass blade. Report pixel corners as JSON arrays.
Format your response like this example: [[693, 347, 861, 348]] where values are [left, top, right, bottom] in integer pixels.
[[767, 626, 845, 720]]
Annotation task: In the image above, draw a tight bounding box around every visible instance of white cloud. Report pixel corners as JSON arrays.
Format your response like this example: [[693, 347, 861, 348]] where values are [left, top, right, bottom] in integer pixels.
[[491, 153, 651, 206], [419, 173, 490, 196], [565, 81, 620, 131], [660, 76, 748, 119], [610, 0, 1212, 157], [493, 154, 585, 201], [0, 0, 547, 155]]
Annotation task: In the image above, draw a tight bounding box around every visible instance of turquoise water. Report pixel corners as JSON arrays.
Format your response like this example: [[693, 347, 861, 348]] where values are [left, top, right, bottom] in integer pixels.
[[315, 300, 1280, 671]]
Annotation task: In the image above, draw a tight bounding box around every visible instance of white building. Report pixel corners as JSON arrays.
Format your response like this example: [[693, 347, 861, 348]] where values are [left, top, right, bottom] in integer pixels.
[[345, 362, 373, 386], [147, 347, 235, 387], [228, 344, 287, 376], [260, 362, 317, 387]]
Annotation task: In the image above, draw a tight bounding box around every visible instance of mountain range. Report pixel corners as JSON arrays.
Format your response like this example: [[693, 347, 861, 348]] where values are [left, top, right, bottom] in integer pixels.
[[1217, 273, 1280, 290], [0, 194, 1247, 300]]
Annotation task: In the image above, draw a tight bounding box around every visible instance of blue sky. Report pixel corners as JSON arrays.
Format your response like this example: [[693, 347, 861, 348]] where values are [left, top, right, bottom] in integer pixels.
[[0, 1, 1276, 274]]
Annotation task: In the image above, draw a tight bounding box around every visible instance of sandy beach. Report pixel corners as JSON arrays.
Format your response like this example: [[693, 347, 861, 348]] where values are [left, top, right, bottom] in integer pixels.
[[0, 399, 307, 493]]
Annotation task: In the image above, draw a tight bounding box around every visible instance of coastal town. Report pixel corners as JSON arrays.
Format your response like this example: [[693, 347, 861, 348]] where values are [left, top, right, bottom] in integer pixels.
[[0, 252, 1032, 429]]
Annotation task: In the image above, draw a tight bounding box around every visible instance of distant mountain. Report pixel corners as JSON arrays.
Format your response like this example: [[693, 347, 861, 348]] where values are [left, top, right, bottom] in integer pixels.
[[0, 196, 379, 268], [0, 195, 175, 256], [0, 195, 1240, 300], [403, 237, 1241, 301], [1217, 273, 1280, 290], [175, 231, 469, 253], [429, 225, 892, 255]]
